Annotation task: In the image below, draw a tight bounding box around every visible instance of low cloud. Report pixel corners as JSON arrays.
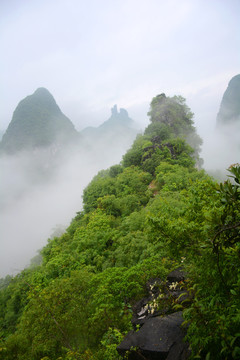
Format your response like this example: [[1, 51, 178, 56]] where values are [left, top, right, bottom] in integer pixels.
[[0, 134, 137, 277]]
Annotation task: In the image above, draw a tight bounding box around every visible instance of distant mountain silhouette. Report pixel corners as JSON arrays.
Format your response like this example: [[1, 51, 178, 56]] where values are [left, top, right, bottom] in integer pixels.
[[81, 104, 138, 139], [80, 105, 139, 165], [216, 74, 240, 127], [0, 88, 79, 154]]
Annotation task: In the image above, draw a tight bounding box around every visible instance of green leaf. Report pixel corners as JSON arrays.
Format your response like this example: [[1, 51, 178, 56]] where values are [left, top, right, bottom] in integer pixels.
[[205, 352, 211, 360]]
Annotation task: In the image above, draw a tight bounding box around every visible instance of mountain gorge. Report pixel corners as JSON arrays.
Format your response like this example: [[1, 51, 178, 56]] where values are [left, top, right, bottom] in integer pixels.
[[0, 84, 240, 360]]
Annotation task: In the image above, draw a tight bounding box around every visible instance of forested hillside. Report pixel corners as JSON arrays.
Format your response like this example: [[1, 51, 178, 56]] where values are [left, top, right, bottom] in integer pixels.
[[0, 94, 239, 359]]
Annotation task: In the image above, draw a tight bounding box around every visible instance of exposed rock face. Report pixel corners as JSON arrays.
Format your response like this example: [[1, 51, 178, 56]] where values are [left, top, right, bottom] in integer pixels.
[[118, 268, 190, 360], [217, 74, 240, 127], [118, 312, 190, 360], [0, 88, 79, 154], [131, 268, 189, 329], [167, 268, 186, 283]]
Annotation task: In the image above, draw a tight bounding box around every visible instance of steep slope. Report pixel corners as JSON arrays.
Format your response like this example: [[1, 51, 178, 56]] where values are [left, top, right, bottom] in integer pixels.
[[216, 74, 240, 126], [122, 94, 203, 172], [0, 88, 79, 154], [0, 93, 239, 360]]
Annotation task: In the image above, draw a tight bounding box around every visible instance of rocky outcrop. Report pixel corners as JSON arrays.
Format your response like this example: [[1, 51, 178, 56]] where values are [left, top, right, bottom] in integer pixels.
[[216, 74, 240, 127], [81, 105, 137, 137], [118, 312, 190, 360], [99, 104, 136, 130], [117, 268, 191, 360]]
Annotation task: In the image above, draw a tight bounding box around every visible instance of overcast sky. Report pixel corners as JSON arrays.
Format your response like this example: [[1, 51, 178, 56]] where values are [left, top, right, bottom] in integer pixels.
[[0, 0, 239, 135]]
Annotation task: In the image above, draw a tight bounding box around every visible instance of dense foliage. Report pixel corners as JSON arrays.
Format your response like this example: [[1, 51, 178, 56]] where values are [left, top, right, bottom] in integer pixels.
[[0, 94, 239, 359]]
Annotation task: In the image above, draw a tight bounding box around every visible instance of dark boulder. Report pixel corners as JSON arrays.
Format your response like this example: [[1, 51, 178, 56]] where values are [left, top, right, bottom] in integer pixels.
[[167, 267, 186, 283], [117, 311, 190, 360], [131, 271, 189, 329], [119, 269, 191, 359]]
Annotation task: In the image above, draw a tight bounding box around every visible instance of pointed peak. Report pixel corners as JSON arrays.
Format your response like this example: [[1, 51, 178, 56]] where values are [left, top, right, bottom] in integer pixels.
[[110, 105, 129, 118], [228, 74, 240, 85], [32, 87, 55, 101], [111, 104, 118, 116], [0, 88, 78, 153], [34, 87, 51, 94]]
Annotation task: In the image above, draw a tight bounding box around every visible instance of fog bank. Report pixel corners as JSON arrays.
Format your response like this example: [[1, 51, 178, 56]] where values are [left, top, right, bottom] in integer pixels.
[[0, 138, 137, 277]]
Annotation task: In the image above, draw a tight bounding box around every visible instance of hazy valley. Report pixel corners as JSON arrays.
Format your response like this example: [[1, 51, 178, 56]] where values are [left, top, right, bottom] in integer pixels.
[[0, 74, 239, 360]]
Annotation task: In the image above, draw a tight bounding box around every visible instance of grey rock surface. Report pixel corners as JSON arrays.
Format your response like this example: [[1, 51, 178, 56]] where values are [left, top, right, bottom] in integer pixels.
[[117, 311, 190, 360]]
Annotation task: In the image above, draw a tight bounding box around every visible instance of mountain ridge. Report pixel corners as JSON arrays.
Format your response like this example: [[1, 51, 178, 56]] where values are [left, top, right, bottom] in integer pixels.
[[0, 89, 139, 156]]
